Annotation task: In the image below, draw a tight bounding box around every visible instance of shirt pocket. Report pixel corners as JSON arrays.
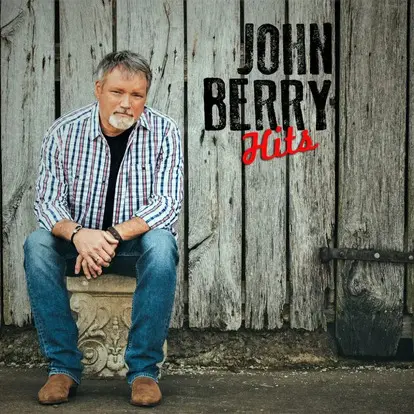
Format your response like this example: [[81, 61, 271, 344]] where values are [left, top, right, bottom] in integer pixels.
[[130, 162, 154, 207], [68, 167, 92, 209]]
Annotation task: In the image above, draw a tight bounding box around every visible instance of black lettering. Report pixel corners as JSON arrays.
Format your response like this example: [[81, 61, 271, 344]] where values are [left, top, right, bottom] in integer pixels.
[[309, 80, 331, 130], [283, 24, 292, 75], [204, 78, 226, 130], [281, 80, 304, 130], [283, 24, 306, 75], [257, 24, 279, 75], [310, 23, 332, 74], [230, 78, 251, 131], [237, 23, 254, 75], [254, 80, 277, 130]]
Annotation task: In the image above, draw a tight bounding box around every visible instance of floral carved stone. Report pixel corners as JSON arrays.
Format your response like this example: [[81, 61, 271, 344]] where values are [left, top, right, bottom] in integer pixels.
[[67, 275, 167, 379]]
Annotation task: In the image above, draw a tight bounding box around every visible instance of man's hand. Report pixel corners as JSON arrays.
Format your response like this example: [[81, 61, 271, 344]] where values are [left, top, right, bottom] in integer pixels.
[[73, 229, 118, 279], [75, 254, 105, 279], [113, 217, 150, 241]]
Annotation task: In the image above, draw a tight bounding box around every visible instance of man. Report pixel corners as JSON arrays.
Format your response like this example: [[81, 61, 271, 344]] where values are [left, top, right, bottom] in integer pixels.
[[23, 50, 183, 407]]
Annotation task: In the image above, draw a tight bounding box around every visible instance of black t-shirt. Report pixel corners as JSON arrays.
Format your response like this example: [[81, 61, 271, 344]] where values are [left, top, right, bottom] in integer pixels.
[[102, 124, 135, 229]]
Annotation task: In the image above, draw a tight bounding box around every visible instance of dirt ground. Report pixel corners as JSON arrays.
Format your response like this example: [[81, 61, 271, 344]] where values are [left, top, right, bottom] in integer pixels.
[[1, 365, 414, 413], [1, 325, 413, 412]]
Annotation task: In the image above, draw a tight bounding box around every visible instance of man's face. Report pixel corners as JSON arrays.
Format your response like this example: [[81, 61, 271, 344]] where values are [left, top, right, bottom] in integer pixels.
[[94, 66, 148, 136]]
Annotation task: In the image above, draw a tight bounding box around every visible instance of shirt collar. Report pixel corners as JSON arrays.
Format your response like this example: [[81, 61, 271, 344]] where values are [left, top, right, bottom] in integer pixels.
[[90, 101, 151, 140]]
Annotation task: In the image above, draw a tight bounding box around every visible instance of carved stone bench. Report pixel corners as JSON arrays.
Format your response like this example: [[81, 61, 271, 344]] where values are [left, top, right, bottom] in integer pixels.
[[66, 275, 167, 379]]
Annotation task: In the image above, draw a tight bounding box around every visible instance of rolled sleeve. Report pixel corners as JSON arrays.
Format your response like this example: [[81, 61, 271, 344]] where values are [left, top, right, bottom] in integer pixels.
[[34, 129, 72, 231], [134, 124, 184, 230]]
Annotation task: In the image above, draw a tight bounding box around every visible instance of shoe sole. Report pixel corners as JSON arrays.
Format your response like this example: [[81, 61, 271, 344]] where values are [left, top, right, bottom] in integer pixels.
[[129, 398, 162, 407], [39, 398, 69, 405], [38, 387, 77, 405]]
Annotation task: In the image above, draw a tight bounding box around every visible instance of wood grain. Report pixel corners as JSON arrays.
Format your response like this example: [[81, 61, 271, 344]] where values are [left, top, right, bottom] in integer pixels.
[[407, 0, 414, 349], [287, 0, 335, 330], [60, 0, 113, 113], [336, 0, 406, 355], [0, 0, 411, 345], [117, 0, 185, 328], [187, 0, 242, 329], [243, 0, 287, 329], [1, 0, 55, 326]]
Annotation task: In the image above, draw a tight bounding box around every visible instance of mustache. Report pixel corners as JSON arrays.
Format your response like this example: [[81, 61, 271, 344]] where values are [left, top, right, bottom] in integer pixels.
[[113, 110, 133, 116]]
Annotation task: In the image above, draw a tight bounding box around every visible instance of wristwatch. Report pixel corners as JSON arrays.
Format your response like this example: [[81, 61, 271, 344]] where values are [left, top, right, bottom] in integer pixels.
[[71, 224, 83, 245]]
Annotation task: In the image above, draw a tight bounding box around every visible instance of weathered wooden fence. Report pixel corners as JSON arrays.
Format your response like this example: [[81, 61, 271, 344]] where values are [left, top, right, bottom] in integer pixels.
[[1, 0, 413, 356]]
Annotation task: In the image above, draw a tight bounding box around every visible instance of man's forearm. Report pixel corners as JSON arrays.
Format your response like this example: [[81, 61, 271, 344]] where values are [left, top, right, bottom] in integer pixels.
[[52, 219, 80, 242], [113, 217, 150, 241], [52, 216, 150, 243]]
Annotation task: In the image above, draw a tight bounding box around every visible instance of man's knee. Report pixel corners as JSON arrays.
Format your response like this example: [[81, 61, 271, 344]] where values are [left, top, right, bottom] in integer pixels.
[[142, 228, 178, 264], [24, 228, 56, 254]]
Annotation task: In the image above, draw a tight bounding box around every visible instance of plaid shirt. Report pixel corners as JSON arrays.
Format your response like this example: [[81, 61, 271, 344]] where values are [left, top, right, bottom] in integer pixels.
[[34, 102, 184, 238]]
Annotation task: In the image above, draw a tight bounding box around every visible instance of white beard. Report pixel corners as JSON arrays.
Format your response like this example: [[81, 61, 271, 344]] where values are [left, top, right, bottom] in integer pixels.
[[108, 113, 135, 130]]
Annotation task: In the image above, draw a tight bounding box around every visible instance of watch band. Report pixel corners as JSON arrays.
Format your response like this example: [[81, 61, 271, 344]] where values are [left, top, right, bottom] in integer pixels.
[[107, 226, 123, 243], [71, 224, 83, 245]]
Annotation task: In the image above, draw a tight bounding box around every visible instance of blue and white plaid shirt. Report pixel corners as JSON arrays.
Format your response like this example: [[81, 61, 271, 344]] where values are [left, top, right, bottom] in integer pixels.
[[34, 102, 184, 239]]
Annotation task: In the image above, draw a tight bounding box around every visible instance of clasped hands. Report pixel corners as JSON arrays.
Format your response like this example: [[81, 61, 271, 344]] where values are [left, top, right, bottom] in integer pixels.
[[72, 228, 119, 279]]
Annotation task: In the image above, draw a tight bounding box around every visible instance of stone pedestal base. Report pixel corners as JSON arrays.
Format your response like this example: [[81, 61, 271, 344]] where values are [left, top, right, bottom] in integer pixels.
[[67, 275, 167, 379]]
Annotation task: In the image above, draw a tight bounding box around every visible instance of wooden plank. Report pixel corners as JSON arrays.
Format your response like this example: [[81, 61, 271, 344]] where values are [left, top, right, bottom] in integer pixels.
[[287, 0, 335, 330], [59, 0, 112, 114], [407, 0, 414, 349], [336, 0, 406, 355], [187, 0, 242, 329], [117, 0, 185, 328], [1, 0, 55, 326], [402, 315, 413, 339], [243, 1, 287, 329]]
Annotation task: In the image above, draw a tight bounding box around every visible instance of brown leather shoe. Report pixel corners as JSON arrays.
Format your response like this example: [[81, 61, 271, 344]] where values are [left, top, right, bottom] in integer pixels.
[[38, 374, 77, 405], [130, 377, 162, 407]]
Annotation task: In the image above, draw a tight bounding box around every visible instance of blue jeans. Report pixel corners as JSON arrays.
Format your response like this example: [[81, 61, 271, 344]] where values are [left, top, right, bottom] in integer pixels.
[[23, 228, 178, 386]]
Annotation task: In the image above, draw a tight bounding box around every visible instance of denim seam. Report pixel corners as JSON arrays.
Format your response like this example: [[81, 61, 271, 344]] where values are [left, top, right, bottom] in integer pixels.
[[25, 252, 82, 384], [125, 249, 166, 382], [27, 273, 81, 385], [157, 285, 175, 376], [125, 290, 160, 384], [153, 267, 176, 380], [126, 255, 160, 378], [125, 270, 137, 370], [25, 273, 49, 359], [121, 233, 177, 383], [49, 369, 81, 385], [128, 372, 159, 386]]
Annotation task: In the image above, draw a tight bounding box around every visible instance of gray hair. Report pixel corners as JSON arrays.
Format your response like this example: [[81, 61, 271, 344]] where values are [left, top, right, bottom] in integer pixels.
[[95, 50, 152, 92]]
